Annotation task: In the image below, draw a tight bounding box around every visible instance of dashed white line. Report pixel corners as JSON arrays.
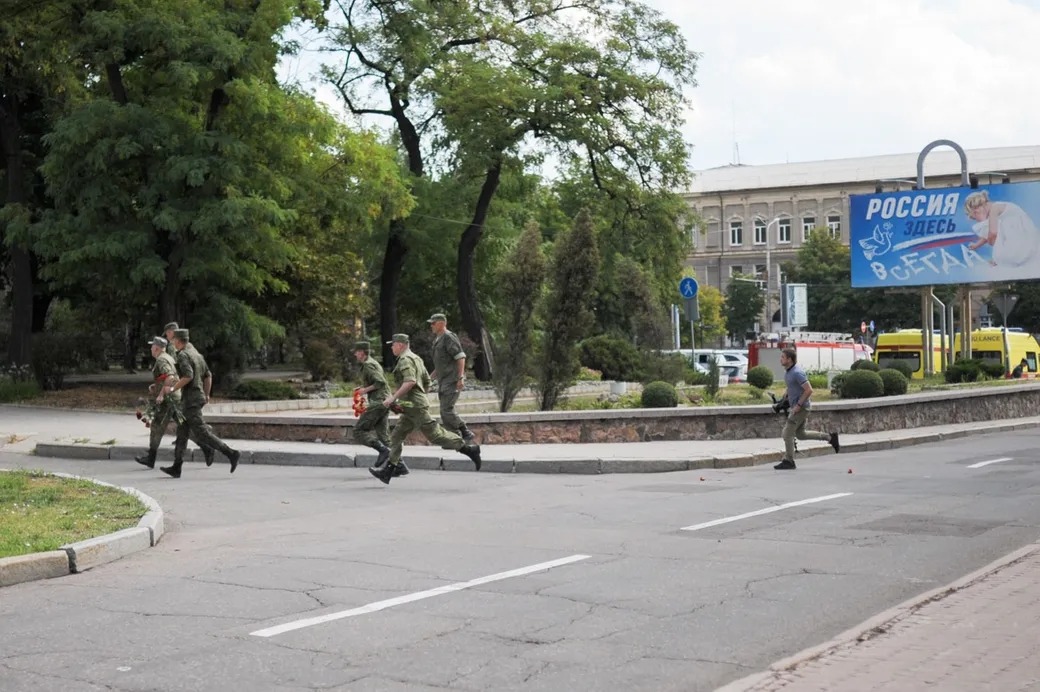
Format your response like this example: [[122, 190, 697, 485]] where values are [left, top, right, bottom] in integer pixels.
[[967, 457, 1013, 469], [250, 554, 591, 638], [680, 493, 854, 532]]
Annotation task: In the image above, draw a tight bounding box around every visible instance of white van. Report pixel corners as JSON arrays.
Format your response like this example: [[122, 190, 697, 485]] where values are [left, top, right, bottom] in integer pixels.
[[691, 350, 748, 381]]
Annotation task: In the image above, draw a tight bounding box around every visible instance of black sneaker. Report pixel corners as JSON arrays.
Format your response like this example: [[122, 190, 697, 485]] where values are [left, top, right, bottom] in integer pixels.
[[829, 432, 840, 453], [774, 459, 797, 470]]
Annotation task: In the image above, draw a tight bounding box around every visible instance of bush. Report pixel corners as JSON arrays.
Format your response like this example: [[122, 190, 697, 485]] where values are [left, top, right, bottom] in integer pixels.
[[30, 332, 83, 390], [878, 368, 909, 396], [0, 379, 41, 403], [840, 369, 885, 398], [578, 335, 642, 382], [575, 367, 602, 381], [705, 360, 721, 399], [302, 339, 339, 382], [945, 359, 981, 384], [228, 380, 301, 401], [641, 380, 678, 408], [980, 361, 1006, 379], [808, 372, 829, 389], [641, 352, 687, 385], [746, 365, 774, 390], [850, 359, 880, 372], [886, 360, 915, 379], [830, 371, 848, 397]]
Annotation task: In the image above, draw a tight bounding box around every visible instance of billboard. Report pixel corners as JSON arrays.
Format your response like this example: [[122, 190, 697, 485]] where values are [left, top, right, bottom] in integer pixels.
[[781, 283, 808, 328], [849, 181, 1040, 287]]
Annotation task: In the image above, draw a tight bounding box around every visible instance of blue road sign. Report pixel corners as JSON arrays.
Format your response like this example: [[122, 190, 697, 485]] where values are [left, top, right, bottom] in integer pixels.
[[679, 277, 699, 299], [869, 319, 875, 332]]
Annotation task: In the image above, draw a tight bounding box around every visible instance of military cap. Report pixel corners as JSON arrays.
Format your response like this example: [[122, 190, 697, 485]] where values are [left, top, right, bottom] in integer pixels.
[[163, 321, 179, 332], [172, 328, 190, 341], [147, 336, 168, 348], [352, 340, 370, 352], [385, 333, 410, 345], [426, 312, 447, 323]]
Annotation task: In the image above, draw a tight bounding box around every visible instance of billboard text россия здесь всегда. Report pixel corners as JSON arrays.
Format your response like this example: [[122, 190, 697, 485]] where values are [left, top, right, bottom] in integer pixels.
[[849, 181, 1040, 288]]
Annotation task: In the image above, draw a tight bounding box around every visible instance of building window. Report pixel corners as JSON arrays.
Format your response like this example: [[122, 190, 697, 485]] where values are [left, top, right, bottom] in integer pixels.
[[753, 219, 767, 245], [778, 219, 791, 244], [729, 220, 743, 246], [827, 214, 841, 238], [729, 265, 743, 278], [802, 216, 816, 241], [754, 264, 766, 280]]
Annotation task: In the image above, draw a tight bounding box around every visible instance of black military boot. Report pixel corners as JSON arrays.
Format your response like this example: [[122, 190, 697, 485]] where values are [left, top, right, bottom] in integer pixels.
[[373, 442, 391, 468], [460, 426, 475, 443], [203, 447, 215, 467], [460, 444, 482, 471], [160, 461, 183, 479], [368, 462, 394, 485], [226, 448, 240, 474], [392, 461, 410, 477], [135, 450, 157, 469]]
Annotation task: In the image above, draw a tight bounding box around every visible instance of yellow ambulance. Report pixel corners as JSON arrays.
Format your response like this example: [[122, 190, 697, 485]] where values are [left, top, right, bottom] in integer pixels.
[[874, 328, 1040, 378]]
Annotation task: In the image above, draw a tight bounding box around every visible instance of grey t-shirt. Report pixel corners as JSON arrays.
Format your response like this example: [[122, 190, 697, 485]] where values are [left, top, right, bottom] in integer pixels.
[[784, 363, 811, 409]]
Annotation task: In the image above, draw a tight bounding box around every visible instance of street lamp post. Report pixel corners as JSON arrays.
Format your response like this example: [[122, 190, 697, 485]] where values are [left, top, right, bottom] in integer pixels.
[[763, 216, 784, 333]]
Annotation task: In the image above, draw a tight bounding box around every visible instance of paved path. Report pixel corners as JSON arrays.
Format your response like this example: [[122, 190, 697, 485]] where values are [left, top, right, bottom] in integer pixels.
[[722, 543, 1040, 691]]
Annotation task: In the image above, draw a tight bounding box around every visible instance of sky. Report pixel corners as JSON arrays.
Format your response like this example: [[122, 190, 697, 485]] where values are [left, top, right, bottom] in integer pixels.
[[279, 0, 1040, 173], [658, 0, 1040, 171]]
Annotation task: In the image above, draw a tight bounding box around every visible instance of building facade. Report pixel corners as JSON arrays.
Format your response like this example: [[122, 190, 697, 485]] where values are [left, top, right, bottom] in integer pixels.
[[683, 145, 1040, 331]]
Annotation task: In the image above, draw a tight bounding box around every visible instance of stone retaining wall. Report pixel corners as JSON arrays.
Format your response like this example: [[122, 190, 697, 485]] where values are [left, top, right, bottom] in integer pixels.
[[207, 383, 1040, 445]]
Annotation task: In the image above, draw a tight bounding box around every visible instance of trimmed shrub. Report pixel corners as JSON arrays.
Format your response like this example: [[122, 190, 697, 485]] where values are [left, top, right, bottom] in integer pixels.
[[641, 352, 687, 385], [229, 380, 301, 401], [840, 369, 885, 398], [30, 332, 83, 390], [945, 359, 981, 384], [878, 368, 909, 396], [578, 335, 642, 382], [641, 380, 678, 408], [850, 359, 880, 372], [830, 371, 848, 397], [746, 365, 774, 390], [302, 339, 338, 382], [886, 360, 915, 379], [980, 360, 1006, 379]]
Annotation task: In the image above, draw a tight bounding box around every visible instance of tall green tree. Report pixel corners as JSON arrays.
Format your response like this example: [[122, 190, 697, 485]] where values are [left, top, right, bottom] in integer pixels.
[[537, 210, 599, 411], [29, 0, 408, 380], [724, 276, 765, 343], [781, 231, 922, 333], [324, 0, 697, 377], [494, 220, 546, 412], [697, 285, 727, 346]]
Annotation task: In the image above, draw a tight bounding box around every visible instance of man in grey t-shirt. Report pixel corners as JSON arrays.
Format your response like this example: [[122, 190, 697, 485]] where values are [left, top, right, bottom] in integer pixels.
[[775, 348, 840, 470]]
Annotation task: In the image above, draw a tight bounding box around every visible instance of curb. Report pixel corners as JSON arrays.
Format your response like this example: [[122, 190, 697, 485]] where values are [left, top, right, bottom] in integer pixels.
[[0, 471, 164, 588], [715, 542, 1040, 692], [29, 417, 1039, 474]]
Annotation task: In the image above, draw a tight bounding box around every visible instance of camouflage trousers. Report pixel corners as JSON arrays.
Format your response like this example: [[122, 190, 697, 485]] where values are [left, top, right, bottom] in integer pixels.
[[173, 401, 232, 466], [149, 398, 212, 458], [387, 403, 464, 466], [353, 402, 390, 449]]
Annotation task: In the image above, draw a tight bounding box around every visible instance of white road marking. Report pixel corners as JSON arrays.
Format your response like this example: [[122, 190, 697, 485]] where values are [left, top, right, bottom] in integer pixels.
[[967, 457, 1013, 469], [250, 554, 591, 638], [680, 493, 853, 532]]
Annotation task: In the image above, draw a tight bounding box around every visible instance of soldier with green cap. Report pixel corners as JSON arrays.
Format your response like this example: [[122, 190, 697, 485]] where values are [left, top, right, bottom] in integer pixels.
[[427, 312, 475, 442], [158, 329, 240, 479], [351, 340, 407, 475], [163, 322, 179, 359], [369, 333, 481, 484], [135, 336, 215, 470]]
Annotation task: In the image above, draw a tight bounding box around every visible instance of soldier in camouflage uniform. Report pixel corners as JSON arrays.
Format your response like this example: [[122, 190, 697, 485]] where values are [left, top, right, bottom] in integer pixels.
[[427, 313, 475, 441], [351, 340, 408, 475], [163, 322, 179, 359], [135, 336, 214, 469], [158, 329, 240, 479], [369, 334, 481, 485]]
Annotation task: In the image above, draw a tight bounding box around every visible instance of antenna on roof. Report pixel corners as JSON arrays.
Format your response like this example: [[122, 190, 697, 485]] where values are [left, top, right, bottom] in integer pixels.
[[730, 100, 741, 165]]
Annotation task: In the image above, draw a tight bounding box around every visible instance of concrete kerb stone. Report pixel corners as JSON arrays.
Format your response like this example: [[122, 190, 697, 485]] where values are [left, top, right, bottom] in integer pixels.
[[34, 442, 111, 460], [715, 542, 1040, 692], [599, 458, 688, 474], [0, 470, 164, 587]]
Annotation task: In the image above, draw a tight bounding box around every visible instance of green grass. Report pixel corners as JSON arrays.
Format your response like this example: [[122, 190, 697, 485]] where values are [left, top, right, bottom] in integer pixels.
[[0, 470, 147, 559], [0, 379, 41, 403]]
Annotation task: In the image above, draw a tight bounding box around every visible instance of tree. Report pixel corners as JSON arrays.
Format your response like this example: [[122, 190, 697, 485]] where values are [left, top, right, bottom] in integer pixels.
[[29, 0, 408, 382], [696, 285, 727, 346], [494, 220, 546, 412], [724, 276, 764, 343], [537, 210, 599, 411], [782, 231, 921, 333], [324, 0, 697, 377]]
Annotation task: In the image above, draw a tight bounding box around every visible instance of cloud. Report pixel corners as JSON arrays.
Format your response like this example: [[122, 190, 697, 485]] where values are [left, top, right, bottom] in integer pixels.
[[655, 0, 1040, 169]]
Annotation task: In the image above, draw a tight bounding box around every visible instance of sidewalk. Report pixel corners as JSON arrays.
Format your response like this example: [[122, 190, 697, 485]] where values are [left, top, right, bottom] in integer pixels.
[[3, 404, 1039, 474], [719, 544, 1040, 692]]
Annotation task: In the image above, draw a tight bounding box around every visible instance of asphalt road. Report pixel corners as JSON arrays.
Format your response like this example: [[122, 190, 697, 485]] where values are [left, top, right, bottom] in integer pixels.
[[2, 430, 1040, 692]]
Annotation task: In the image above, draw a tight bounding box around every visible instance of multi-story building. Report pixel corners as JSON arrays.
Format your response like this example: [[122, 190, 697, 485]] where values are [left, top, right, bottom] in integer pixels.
[[683, 145, 1040, 331]]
